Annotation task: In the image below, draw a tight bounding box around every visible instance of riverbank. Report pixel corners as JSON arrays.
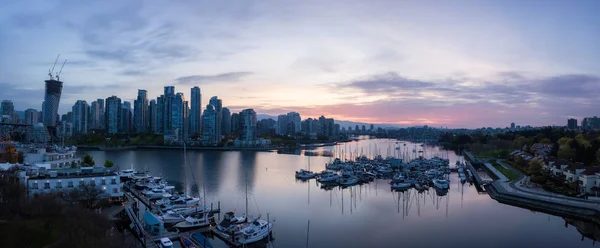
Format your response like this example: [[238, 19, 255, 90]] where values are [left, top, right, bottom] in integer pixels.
[[77, 142, 340, 151]]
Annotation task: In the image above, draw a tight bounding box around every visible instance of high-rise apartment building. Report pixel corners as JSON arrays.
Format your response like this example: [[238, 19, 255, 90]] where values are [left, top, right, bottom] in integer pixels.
[[72, 100, 89, 135], [567, 118, 578, 130], [240, 109, 257, 142], [90, 101, 101, 129], [105, 96, 121, 134], [121, 101, 133, 133], [97, 98, 105, 130], [209, 96, 222, 136], [163, 86, 175, 132], [171, 93, 185, 139], [24, 108, 39, 125], [1, 100, 14, 120], [222, 107, 231, 135], [149, 99, 157, 133], [156, 95, 165, 134], [134, 89, 149, 133], [201, 104, 217, 145], [231, 113, 240, 135], [190, 87, 202, 136]]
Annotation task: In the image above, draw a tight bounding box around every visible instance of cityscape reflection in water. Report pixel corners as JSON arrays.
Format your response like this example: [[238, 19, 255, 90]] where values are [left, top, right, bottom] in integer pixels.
[[80, 138, 597, 248]]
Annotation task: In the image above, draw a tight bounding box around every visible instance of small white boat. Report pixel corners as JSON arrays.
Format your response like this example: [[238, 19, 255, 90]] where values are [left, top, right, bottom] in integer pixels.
[[238, 219, 274, 244], [174, 214, 213, 229]]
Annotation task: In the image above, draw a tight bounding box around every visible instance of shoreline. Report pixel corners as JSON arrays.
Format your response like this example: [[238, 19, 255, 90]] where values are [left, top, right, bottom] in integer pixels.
[[76, 142, 342, 151]]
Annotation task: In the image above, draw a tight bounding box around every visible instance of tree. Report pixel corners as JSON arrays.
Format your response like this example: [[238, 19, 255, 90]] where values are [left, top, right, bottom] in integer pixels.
[[104, 160, 114, 168], [527, 159, 544, 176], [82, 155, 95, 166]]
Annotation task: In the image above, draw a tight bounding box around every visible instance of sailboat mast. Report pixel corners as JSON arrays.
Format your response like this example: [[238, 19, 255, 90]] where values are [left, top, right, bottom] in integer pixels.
[[245, 177, 249, 218]]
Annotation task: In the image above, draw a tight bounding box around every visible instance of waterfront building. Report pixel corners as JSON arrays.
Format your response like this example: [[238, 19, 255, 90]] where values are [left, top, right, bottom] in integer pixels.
[[222, 107, 231, 135], [105, 96, 121, 134], [287, 112, 301, 134], [120, 101, 133, 133], [319, 116, 335, 137], [97, 98, 105, 130], [567, 118, 578, 130], [89, 101, 101, 129], [149, 99, 157, 133], [9, 165, 123, 201], [209, 96, 223, 136], [171, 93, 185, 140], [257, 118, 276, 136], [24, 108, 39, 125], [240, 109, 257, 142], [71, 100, 89, 135], [201, 104, 217, 145], [134, 89, 149, 133], [231, 113, 240, 135], [163, 86, 176, 132], [190, 87, 202, 136], [156, 95, 165, 134], [276, 114, 288, 135], [42, 79, 63, 133]]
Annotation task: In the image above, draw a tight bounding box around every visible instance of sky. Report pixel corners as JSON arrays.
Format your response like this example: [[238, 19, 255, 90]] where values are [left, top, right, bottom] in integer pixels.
[[1, 0, 599, 128]]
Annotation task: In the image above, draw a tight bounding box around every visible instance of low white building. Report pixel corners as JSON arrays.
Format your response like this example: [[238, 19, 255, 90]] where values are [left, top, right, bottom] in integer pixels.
[[579, 168, 600, 195], [10, 165, 123, 201], [20, 148, 81, 169]]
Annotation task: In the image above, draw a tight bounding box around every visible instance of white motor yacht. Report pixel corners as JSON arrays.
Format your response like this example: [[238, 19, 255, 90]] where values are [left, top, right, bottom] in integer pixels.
[[218, 212, 247, 232], [159, 212, 185, 224], [238, 219, 274, 245], [174, 214, 213, 229]]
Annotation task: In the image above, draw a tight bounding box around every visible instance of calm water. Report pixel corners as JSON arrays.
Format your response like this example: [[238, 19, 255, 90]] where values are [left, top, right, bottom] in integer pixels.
[[81, 138, 598, 248]]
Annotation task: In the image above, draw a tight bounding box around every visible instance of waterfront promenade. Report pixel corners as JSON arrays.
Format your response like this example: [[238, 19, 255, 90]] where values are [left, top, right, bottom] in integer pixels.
[[486, 160, 600, 220]]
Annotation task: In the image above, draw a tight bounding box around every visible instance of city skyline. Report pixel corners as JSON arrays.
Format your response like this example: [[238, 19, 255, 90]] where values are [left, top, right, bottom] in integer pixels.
[[1, 1, 600, 128]]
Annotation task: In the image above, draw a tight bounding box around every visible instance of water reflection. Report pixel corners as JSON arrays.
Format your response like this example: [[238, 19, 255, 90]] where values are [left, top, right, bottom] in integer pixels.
[[78, 139, 598, 247]]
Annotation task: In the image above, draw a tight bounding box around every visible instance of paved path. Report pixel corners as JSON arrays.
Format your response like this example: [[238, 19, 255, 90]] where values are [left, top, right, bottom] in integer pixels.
[[483, 162, 509, 182], [495, 160, 600, 211]]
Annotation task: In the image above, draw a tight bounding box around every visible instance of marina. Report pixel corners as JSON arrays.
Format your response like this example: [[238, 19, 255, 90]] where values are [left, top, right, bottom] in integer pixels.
[[93, 138, 598, 247]]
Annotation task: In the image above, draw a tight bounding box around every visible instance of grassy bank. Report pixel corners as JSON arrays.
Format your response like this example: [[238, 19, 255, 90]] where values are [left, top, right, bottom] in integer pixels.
[[491, 162, 520, 181]]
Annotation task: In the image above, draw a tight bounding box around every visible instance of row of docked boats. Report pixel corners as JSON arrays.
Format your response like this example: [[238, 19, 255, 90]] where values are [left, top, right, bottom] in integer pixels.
[[296, 156, 455, 191]]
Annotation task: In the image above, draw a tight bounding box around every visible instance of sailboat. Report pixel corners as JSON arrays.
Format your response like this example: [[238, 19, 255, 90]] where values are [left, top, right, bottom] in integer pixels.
[[236, 174, 274, 245], [218, 180, 249, 233], [296, 155, 316, 180]]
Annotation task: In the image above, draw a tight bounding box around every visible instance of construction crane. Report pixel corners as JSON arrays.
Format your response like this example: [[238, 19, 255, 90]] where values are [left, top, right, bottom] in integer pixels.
[[48, 54, 60, 80], [56, 59, 67, 81]]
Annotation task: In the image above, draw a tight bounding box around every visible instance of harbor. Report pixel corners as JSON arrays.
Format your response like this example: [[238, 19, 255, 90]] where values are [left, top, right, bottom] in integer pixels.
[[90, 139, 599, 247]]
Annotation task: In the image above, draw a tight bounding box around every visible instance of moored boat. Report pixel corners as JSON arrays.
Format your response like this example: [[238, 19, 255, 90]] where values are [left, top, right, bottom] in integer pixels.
[[238, 219, 274, 245]]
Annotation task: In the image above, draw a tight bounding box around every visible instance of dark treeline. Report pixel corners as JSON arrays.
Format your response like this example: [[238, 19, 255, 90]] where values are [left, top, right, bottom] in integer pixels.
[[439, 127, 600, 166], [0, 169, 128, 248]]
